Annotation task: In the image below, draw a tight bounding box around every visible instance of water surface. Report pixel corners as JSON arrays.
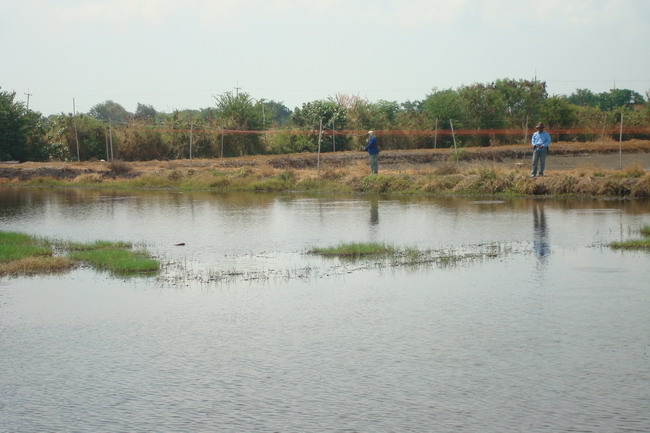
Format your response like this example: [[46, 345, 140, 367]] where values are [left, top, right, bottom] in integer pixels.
[[1, 187, 649, 432]]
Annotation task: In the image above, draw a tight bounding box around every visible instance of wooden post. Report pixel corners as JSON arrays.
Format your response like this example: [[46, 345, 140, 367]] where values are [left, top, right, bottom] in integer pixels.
[[109, 119, 114, 161], [332, 119, 336, 152], [72, 98, 81, 161], [524, 115, 529, 145], [220, 126, 224, 158], [189, 123, 193, 164], [317, 118, 323, 173], [450, 119, 458, 161], [434, 117, 438, 149], [619, 113, 624, 169]]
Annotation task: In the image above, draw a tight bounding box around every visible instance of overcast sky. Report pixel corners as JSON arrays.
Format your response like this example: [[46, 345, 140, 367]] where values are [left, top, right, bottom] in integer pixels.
[[2, 0, 649, 116]]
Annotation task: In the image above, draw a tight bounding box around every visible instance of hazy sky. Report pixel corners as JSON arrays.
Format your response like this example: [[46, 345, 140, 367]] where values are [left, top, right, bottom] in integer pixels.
[[2, 0, 649, 116]]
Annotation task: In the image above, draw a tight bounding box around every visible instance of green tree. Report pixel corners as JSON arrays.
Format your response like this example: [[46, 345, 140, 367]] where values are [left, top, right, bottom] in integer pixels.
[[213, 91, 263, 156], [540, 96, 577, 141], [567, 88, 599, 107], [458, 83, 507, 145], [89, 100, 131, 122], [421, 88, 467, 130], [260, 100, 292, 128], [493, 79, 547, 126], [134, 103, 158, 123], [50, 114, 109, 160], [292, 99, 347, 152], [0, 88, 48, 161], [597, 89, 645, 111]]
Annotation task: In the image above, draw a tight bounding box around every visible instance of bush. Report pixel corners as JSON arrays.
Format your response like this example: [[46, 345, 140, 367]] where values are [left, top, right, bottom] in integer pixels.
[[108, 160, 133, 175]]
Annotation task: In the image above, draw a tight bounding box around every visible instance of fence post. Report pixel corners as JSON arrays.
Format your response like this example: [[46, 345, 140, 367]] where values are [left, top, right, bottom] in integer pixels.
[[450, 119, 458, 162], [524, 115, 529, 145], [109, 118, 114, 161], [317, 118, 323, 173], [72, 98, 81, 161], [220, 126, 224, 158], [190, 123, 193, 164], [619, 113, 624, 169], [434, 117, 438, 149]]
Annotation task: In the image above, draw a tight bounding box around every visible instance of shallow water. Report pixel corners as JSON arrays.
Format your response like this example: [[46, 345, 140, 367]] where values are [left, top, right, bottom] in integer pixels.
[[1, 187, 649, 432]]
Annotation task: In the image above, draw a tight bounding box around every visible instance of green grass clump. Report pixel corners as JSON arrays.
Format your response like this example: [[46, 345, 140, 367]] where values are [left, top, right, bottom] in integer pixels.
[[610, 238, 650, 250], [66, 240, 132, 251], [0, 231, 52, 263], [0, 244, 52, 262], [310, 242, 398, 257], [610, 226, 650, 249], [70, 248, 159, 274]]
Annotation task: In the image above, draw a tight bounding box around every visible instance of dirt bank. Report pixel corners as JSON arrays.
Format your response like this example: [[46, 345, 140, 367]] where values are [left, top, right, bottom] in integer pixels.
[[1, 139, 649, 181]]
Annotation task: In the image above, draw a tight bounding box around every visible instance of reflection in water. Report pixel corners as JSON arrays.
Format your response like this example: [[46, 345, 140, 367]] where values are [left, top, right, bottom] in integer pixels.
[[533, 201, 550, 268], [369, 196, 379, 226]]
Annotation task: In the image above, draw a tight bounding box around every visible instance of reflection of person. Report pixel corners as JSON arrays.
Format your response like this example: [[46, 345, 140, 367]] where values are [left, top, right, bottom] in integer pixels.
[[531, 122, 551, 177], [533, 201, 549, 259], [363, 130, 379, 174], [369, 196, 379, 226]]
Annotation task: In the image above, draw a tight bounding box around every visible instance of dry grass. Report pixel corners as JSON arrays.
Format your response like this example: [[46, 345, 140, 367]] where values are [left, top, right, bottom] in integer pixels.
[[4, 140, 650, 197], [0, 256, 73, 276]]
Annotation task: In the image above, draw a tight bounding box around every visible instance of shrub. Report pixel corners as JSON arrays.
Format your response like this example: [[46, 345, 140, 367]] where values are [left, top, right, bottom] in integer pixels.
[[631, 174, 650, 197], [108, 160, 132, 175]]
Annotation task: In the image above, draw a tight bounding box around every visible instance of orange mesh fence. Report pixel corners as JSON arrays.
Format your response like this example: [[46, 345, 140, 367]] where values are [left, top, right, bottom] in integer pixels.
[[118, 125, 650, 136]]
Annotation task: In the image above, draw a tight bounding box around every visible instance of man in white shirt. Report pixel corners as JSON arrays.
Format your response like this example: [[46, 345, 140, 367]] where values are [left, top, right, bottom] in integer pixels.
[[531, 122, 551, 177]]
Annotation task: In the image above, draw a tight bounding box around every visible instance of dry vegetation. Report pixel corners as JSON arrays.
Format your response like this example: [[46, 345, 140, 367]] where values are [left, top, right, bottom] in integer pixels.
[[2, 140, 650, 198]]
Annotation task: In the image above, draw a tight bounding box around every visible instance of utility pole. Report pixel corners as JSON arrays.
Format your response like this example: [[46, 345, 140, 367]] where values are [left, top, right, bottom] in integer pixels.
[[234, 85, 242, 97], [24, 89, 32, 109]]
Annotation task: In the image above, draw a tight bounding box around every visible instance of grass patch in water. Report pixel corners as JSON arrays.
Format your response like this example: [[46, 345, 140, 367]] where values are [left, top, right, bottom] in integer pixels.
[[610, 238, 650, 250], [310, 242, 398, 257], [70, 248, 159, 274], [0, 231, 52, 263], [0, 230, 159, 277], [66, 240, 132, 250], [610, 225, 650, 250], [0, 256, 74, 276]]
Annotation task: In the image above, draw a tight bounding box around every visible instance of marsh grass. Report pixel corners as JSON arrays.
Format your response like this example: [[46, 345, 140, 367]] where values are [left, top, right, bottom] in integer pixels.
[[0, 232, 52, 263], [610, 225, 650, 250], [66, 240, 132, 251], [71, 248, 159, 275], [0, 257, 74, 276], [610, 238, 650, 250], [310, 242, 398, 257], [0, 230, 159, 277]]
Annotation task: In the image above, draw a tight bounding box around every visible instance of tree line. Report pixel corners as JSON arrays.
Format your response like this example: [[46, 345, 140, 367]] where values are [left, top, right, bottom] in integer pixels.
[[1, 78, 649, 162]]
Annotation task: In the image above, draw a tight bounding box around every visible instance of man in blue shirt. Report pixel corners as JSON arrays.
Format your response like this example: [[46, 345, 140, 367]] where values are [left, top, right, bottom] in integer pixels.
[[363, 130, 379, 174], [531, 122, 551, 177]]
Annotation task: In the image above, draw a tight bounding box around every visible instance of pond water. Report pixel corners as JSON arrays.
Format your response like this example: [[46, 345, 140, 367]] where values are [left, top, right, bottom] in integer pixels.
[[1, 187, 649, 433]]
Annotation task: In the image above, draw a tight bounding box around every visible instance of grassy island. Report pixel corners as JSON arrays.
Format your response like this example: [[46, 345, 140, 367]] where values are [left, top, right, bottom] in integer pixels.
[[0, 231, 159, 277]]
